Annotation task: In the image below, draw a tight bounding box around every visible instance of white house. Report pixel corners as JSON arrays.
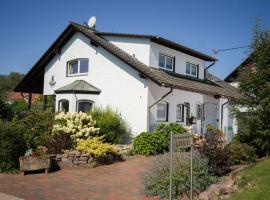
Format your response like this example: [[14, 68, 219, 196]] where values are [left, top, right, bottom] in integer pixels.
[[222, 55, 252, 141], [14, 20, 240, 137]]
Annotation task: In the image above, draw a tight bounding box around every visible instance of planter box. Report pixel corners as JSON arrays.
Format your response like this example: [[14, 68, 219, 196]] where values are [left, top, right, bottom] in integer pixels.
[[19, 155, 51, 175]]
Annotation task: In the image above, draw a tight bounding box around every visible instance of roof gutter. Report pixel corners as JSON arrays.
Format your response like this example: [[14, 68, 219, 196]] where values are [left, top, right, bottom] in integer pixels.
[[147, 86, 173, 131]]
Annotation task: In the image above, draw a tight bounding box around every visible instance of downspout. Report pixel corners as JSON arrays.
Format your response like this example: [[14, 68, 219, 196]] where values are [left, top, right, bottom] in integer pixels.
[[204, 61, 216, 80], [73, 91, 78, 112], [221, 99, 230, 133], [147, 85, 173, 131], [20, 92, 27, 102]]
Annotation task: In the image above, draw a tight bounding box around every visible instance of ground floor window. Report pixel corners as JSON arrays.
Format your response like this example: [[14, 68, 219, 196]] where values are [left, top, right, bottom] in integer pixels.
[[176, 104, 184, 122], [157, 102, 168, 121], [59, 99, 69, 112], [77, 100, 93, 113]]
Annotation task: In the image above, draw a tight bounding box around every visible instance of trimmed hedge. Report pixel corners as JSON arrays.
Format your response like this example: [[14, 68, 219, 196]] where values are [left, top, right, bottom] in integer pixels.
[[133, 132, 163, 155], [133, 123, 187, 155]]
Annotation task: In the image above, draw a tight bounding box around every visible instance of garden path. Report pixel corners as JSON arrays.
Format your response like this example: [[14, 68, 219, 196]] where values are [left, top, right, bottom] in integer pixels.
[[0, 156, 158, 200]]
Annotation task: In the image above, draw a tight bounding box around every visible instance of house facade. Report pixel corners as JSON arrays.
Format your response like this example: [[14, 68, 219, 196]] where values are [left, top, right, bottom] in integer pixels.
[[15, 21, 240, 137], [222, 55, 252, 141]]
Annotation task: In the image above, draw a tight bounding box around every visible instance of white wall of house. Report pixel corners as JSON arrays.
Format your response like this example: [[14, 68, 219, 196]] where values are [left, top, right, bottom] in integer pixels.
[[103, 36, 151, 66], [101, 36, 206, 79], [44, 32, 149, 135], [149, 42, 205, 79], [148, 81, 203, 133], [41, 31, 228, 138]]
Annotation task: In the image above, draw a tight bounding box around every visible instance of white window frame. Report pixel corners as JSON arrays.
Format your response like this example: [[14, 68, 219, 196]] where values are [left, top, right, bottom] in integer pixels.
[[76, 100, 94, 113], [157, 102, 168, 122], [159, 53, 174, 71], [67, 58, 89, 77], [176, 104, 184, 122], [186, 62, 199, 77], [59, 99, 69, 112]]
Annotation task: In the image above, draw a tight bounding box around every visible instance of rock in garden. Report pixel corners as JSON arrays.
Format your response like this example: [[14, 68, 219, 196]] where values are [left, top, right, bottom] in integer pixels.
[[209, 184, 223, 196]]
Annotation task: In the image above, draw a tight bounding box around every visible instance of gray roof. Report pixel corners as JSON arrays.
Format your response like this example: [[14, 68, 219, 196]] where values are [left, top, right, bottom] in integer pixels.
[[71, 22, 240, 98], [94, 31, 217, 62], [55, 80, 101, 94], [15, 21, 240, 99]]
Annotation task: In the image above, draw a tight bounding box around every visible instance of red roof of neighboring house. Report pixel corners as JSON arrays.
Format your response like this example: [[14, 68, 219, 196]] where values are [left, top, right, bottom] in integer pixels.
[[6, 91, 40, 103]]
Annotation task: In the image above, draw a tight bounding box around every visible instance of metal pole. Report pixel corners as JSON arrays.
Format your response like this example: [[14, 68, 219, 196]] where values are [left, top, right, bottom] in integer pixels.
[[169, 131, 173, 200], [190, 136, 193, 200]]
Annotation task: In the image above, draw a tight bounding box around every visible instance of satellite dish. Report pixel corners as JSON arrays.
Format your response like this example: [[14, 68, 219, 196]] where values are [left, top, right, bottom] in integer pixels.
[[88, 16, 96, 29]]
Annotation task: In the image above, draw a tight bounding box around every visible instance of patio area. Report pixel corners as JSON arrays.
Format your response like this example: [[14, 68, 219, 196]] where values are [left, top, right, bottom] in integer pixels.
[[0, 156, 156, 200]]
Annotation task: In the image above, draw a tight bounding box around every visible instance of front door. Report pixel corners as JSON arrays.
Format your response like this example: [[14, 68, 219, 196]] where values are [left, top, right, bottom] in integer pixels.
[[203, 102, 218, 128]]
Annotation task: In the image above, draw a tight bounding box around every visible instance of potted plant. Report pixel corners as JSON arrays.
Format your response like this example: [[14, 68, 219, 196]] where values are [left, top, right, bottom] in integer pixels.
[[19, 147, 51, 175], [188, 116, 197, 125]]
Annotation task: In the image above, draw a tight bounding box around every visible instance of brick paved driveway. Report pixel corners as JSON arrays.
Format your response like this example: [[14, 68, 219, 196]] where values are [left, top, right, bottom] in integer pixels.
[[0, 156, 157, 200]]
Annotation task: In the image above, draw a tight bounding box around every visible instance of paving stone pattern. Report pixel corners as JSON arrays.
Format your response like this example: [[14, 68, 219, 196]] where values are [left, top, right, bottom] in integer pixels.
[[0, 156, 158, 200]]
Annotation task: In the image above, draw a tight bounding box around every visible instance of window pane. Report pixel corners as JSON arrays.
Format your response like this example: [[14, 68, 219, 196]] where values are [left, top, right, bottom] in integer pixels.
[[191, 65, 197, 76], [60, 100, 69, 112], [176, 105, 181, 120], [157, 103, 166, 120], [186, 63, 190, 74], [69, 61, 78, 75], [80, 59, 88, 73], [166, 57, 173, 70], [159, 54, 165, 68], [78, 101, 93, 113]]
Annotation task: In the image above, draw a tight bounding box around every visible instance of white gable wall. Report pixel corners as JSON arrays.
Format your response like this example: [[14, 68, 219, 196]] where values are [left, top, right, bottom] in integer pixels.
[[103, 36, 151, 66], [149, 42, 205, 79], [44, 32, 149, 135]]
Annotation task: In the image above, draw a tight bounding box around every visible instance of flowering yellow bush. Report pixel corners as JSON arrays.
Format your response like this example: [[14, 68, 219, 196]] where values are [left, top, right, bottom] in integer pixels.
[[52, 112, 99, 143], [76, 137, 118, 158]]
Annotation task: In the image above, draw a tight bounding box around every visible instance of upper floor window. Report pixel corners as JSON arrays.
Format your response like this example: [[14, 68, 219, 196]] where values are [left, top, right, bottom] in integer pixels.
[[186, 62, 198, 77], [159, 53, 174, 71], [67, 58, 89, 76]]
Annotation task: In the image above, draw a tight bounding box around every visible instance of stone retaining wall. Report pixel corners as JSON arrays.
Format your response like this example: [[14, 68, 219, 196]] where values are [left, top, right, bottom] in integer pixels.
[[52, 148, 126, 169]]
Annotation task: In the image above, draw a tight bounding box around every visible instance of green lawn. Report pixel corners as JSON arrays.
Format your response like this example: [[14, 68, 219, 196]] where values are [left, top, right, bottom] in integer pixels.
[[229, 159, 270, 200]]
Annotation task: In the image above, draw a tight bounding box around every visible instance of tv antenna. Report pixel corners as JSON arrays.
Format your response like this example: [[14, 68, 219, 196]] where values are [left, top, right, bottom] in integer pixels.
[[212, 45, 250, 54]]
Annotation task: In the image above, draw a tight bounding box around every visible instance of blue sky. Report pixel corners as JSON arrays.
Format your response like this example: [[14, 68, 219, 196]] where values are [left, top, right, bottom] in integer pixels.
[[0, 0, 269, 79]]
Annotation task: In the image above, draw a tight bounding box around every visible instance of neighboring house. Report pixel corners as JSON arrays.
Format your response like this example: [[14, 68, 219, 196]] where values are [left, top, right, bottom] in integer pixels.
[[224, 54, 253, 84], [14, 21, 240, 137], [6, 91, 39, 104]]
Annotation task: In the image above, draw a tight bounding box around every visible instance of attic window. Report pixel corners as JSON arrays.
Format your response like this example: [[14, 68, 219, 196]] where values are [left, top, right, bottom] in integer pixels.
[[67, 58, 88, 76], [186, 62, 198, 77], [159, 53, 174, 71]]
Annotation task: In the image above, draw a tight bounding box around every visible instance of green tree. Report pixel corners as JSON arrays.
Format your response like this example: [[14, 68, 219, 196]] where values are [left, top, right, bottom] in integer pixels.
[[0, 72, 24, 98], [235, 21, 270, 156]]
